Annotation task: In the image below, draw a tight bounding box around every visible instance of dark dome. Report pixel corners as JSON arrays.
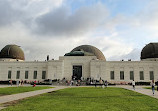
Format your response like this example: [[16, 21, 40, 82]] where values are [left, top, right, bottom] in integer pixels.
[[0, 44, 25, 60], [71, 45, 105, 60], [141, 43, 158, 60]]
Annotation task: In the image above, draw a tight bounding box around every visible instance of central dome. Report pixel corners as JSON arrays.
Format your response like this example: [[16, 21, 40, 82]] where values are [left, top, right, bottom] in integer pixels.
[[0, 44, 25, 60], [70, 45, 106, 60]]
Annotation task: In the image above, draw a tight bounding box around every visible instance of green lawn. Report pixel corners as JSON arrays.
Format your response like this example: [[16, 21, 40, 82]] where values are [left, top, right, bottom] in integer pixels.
[[2, 87, 158, 111], [0, 86, 52, 95]]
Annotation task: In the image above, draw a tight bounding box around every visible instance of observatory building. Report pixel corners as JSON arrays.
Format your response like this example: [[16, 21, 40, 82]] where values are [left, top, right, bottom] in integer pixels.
[[0, 43, 158, 83]]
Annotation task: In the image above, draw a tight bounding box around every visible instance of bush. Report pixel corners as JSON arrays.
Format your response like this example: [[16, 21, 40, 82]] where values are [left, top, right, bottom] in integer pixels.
[[30, 82, 52, 85], [0, 80, 16, 84], [135, 82, 150, 85], [108, 83, 116, 86]]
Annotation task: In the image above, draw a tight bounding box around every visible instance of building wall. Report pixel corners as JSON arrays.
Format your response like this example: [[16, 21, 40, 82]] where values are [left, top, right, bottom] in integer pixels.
[[0, 61, 47, 81], [0, 61, 63, 81], [0, 56, 158, 83], [90, 60, 158, 82], [60, 56, 97, 80], [47, 60, 63, 80]]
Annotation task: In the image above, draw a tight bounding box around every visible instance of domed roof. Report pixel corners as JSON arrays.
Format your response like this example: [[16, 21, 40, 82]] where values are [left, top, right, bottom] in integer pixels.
[[141, 43, 158, 60], [70, 45, 106, 60], [0, 44, 25, 60]]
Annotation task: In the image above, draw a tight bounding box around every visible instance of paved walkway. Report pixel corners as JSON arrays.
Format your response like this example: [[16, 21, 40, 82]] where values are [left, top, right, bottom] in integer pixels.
[[0, 86, 67, 110], [118, 85, 158, 99]]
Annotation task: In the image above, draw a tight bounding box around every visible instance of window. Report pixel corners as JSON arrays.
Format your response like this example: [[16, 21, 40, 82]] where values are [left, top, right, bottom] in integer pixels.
[[150, 71, 154, 80], [33, 71, 37, 79], [25, 71, 29, 79], [140, 71, 144, 80], [120, 71, 124, 80], [16, 71, 20, 79], [110, 71, 114, 80], [42, 71, 46, 79], [130, 71, 134, 80], [8, 71, 11, 79]]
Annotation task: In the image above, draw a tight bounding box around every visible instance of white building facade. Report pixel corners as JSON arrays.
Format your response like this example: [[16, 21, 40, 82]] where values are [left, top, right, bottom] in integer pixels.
[[0, 43, 157, 83]]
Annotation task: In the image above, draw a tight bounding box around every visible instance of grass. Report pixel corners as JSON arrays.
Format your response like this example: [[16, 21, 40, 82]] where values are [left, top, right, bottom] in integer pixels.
[[0, 86, 52, 95], [2, 87, 158, 111]]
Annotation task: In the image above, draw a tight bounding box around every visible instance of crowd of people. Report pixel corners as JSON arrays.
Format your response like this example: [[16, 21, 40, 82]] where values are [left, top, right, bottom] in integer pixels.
[[56, 77, 109, 88], [8, 78, 158, 95], [8, 79, 38, 87]]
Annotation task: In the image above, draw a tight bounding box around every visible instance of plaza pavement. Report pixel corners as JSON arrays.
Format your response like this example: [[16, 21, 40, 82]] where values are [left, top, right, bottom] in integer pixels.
[[0, 85, 158, 110]]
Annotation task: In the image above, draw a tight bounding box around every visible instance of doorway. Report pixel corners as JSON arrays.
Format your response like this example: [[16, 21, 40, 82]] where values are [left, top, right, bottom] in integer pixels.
[[72, 65, 82, 80]]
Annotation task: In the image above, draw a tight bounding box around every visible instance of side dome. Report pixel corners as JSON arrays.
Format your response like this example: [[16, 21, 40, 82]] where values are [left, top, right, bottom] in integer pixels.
[[141, 43, 158, 60], [0, 44, 25, 60], [70, 45, 106, 60]]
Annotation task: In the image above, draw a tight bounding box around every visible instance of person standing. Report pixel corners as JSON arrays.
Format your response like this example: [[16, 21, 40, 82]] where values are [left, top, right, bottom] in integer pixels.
[[132, 80, 135, 90], [151, 80, 155, 95], [8, 80, 10, 86], [104, 80, 108, 88], [95, 80, 97, 88], [33, 80, 36, 87], [21, 80, 24, 86], [157, 81, 158, 91], [16, 80, 19, 87], [10, 80, 13, 86], [99, 79, 103, 88]]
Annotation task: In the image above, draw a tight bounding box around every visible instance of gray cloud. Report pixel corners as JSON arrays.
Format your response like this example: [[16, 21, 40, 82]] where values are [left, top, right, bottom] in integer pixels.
[[33, 3, 108, 36], [0, 0, 157, 61], [108, 48, 141, 61], [0, 0, 64, 27], [0, 0, 23, 26]]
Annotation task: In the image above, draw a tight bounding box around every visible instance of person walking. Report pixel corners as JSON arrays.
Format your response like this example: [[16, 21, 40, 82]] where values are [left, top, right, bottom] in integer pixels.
[[132, 80, 135, 90], [151, 80, 155, 95]]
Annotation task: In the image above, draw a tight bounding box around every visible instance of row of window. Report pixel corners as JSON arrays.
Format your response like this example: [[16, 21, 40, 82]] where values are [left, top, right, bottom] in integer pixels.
[[110, 71, 154, 80], [8, 71, 46, 79]]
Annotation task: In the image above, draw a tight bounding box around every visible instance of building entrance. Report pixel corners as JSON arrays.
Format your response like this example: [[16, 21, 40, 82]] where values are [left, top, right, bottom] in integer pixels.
[[72, 66, 82, 80]]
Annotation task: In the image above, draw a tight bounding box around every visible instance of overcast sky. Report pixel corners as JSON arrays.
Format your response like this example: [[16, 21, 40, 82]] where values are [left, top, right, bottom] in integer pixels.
[[0, 0, 158, 61]]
